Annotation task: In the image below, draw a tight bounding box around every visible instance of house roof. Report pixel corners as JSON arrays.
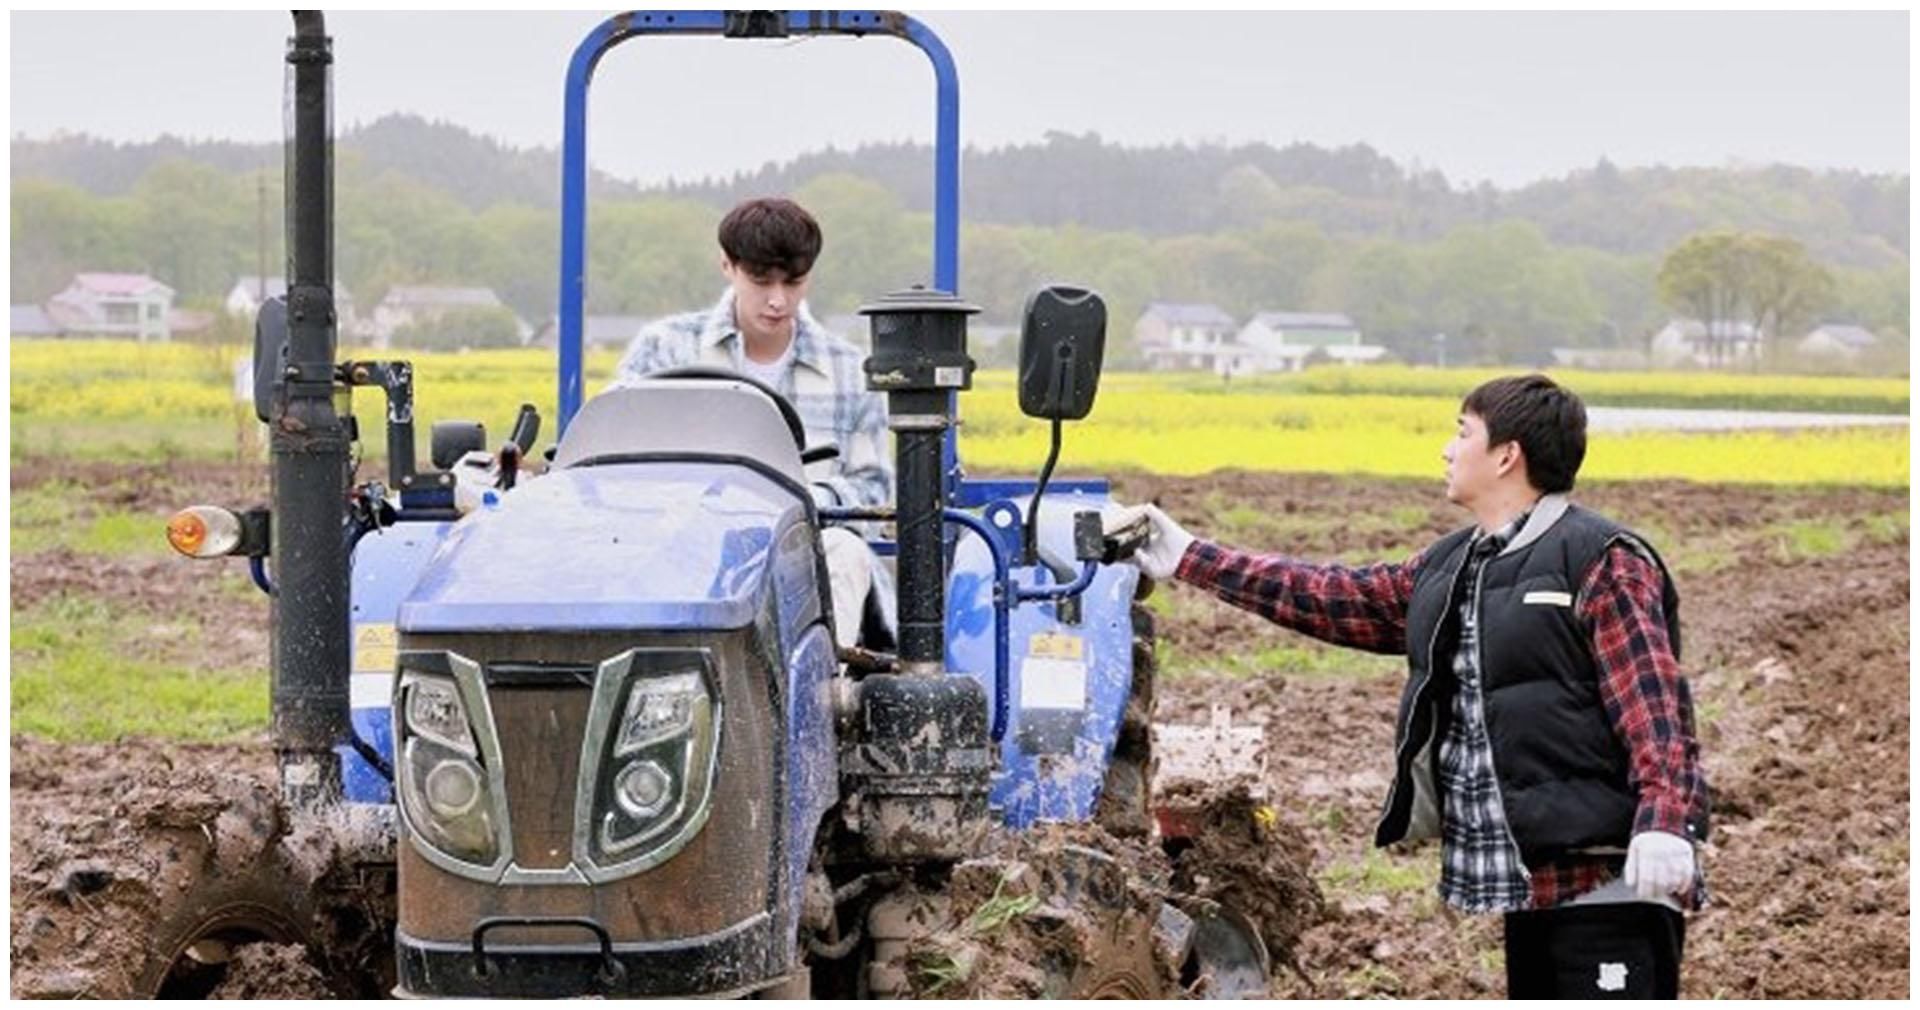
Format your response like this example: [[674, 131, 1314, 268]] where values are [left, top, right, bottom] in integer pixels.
[[1809, 323, 1878, 348], [1249, 311, 1356, 330], [70, 272, 173, 297], [11, 305, 62, 335], [1141, 302, 1235, 328], [379, 285, 503, 308]]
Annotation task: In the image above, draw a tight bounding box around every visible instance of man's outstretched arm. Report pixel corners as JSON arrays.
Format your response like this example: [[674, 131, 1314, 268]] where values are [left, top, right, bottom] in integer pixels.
[[1174, 540, 1423, 656]]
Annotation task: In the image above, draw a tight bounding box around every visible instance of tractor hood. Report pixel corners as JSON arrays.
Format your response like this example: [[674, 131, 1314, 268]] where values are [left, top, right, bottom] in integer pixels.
[[397, 461, 800, 633]]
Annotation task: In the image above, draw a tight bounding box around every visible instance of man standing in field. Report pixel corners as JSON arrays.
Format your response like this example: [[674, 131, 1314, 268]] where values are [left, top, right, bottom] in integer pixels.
[[607, 197, 891, 649], [1106, 374, 1709, 998]]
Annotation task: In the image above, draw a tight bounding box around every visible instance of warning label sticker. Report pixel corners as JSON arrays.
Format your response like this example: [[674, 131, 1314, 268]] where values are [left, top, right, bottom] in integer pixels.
[[353, 622, 397, 673], [1027, 632, 1085, 662]]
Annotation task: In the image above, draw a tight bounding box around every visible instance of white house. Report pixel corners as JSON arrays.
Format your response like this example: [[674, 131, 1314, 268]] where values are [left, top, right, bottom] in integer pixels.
[[1797, 323, 1879, 361], [1649, 318, 1760, 369], [1135, 302, 1238, 371], [1235, 310, 1386, 372], [226, 275, 357, 330], [44, 273, 175, 342], [370, 286, 521, 348], [1238, 311, 1361, 351]]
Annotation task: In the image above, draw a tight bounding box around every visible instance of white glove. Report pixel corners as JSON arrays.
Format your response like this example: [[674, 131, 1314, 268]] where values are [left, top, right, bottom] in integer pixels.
[[1623, 830, 1695, 900], [1100, 503, 1196, 581]]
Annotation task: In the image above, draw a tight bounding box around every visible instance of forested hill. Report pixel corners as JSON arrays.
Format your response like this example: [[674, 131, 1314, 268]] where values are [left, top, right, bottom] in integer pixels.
[[16, 115, 1907, 267], [671, 134, 1908, 268], [13, 116, 1907, 365]]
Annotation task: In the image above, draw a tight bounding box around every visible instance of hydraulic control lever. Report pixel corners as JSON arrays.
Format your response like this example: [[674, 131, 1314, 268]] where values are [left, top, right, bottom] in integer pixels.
[[497, 403, 541, 491]]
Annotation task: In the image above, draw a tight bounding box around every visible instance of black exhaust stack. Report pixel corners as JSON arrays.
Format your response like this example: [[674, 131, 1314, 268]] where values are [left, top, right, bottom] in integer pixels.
[[857, 289, 979, 674], [271, 11, 351, 809], [846, 290, 992, 863]]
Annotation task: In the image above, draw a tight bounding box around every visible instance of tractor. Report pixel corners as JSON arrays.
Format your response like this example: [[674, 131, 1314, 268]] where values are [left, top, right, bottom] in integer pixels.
[[154, 10, 1272, 998]]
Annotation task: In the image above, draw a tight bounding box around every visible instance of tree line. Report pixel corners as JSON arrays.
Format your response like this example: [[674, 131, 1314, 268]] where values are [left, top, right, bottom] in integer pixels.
[[11, 119, 1908, 368]]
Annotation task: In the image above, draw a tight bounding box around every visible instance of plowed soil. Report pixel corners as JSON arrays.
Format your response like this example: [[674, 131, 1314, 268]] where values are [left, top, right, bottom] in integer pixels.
[[9, 460, 1909, 998]]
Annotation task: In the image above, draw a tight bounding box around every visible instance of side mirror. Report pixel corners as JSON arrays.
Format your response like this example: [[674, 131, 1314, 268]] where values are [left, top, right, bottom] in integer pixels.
[[431, 420, 487, 470], [1017, 285, 1106, 421]]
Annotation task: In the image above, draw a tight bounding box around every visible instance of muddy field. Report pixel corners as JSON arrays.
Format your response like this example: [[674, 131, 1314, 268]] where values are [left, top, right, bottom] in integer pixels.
[[10, 459, 1910, 998]]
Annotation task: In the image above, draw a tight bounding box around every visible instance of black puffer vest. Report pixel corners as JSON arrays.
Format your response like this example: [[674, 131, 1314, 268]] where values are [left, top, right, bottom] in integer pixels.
[[1372, 497, 1685, 864]]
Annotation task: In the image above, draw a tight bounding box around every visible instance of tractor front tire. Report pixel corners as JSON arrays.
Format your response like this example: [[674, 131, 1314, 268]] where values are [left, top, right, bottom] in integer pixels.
[[130, 782, 328, 999]]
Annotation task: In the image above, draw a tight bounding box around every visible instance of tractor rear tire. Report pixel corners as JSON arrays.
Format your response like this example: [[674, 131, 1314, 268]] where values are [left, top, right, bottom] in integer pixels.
[[1093, 600, 1157, 839]]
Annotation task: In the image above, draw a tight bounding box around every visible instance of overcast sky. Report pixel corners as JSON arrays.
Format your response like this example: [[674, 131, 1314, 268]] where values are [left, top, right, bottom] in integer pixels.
[[9, 11, 1909, 188]]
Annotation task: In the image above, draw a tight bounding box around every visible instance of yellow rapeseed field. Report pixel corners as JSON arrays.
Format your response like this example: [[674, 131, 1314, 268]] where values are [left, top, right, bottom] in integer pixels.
[[9, 341, 1908, 487]]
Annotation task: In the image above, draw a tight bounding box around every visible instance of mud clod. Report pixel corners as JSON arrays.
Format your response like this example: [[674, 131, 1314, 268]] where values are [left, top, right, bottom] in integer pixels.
[[207, 943, 336, 1000], [1166, 782, 1325, 964]]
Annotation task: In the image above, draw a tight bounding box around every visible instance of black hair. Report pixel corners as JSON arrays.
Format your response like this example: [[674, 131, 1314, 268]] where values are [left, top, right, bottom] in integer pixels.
[[1461, 373, 1588, 494], [717, 198, 822, 279]]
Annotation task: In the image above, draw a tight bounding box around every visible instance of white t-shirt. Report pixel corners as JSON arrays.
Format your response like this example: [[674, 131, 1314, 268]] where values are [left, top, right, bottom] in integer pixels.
[[737, 337, 796, 391]]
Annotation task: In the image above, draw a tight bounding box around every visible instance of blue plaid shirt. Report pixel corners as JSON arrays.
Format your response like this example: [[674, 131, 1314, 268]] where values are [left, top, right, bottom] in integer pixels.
[[609, 288, 892, 508]]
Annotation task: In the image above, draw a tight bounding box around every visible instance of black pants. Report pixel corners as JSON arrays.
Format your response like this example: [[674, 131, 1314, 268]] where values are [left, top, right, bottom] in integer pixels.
[[1503, 903, 1685, 999]]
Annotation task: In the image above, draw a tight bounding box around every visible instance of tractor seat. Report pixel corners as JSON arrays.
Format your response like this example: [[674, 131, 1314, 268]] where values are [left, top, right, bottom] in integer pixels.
[[553, 379, 807, 489]]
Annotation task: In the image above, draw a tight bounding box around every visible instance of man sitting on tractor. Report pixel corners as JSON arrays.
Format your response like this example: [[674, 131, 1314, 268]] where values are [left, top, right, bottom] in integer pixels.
[[608, 197, 891, 650]]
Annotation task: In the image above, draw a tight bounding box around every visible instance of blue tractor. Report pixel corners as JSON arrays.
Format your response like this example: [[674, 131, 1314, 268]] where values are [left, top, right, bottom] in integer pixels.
[[158, 10, 1269, 999]]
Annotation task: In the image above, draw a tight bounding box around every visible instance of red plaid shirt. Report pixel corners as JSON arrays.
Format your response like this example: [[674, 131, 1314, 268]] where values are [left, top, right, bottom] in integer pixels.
[[1176, 532, 1708, 910]]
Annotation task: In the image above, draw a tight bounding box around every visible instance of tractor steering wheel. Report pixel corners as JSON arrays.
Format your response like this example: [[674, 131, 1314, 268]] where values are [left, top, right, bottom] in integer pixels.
[[646, 364, 809, 453]]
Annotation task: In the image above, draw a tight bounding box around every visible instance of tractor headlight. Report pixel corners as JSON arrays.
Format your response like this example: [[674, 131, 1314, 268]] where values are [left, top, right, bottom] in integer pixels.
[[396, 670, 501, 867], [587, 657, 721, 868], [405, 676, 477, 756]]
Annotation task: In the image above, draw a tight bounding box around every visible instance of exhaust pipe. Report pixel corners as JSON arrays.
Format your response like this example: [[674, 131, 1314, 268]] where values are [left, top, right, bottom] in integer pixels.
[[856, 288, 978, 674], [270, 10, 351, 808]]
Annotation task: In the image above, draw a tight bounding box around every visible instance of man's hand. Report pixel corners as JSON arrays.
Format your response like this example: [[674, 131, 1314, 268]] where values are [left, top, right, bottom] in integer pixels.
[[1100, 503, 1195, 581], [1623, 830, 1695, 900]]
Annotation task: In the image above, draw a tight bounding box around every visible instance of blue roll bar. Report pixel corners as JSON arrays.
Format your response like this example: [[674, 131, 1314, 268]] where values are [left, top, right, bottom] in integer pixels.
[[557, 10, 961, 435]]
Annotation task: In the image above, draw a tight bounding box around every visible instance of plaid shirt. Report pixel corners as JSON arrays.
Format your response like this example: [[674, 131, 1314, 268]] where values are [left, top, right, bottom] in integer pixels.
[[1437, 512, 1533, 912], [1175, 511, 1708, 912], [609, 289, 892, 508]]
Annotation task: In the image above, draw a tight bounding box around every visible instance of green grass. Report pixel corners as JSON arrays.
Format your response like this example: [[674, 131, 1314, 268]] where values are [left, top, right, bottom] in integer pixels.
[[1762, 518, 1855, 562], [1341, 962, 1406, 995], [1320, 847, 1440, 900], [1216, 643, 1399, 680], [9, 481, 172, 557], [10, 595, 267, 742], [11, 417, 259, 462], [1861, 511, 1909, 545]]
